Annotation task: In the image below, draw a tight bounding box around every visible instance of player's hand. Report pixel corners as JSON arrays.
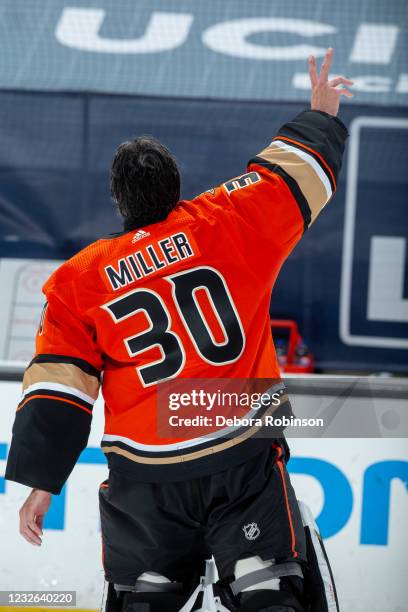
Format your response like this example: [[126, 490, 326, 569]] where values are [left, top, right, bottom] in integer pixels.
[[19, 488, 51, 546], [308, 48, 353, 117]]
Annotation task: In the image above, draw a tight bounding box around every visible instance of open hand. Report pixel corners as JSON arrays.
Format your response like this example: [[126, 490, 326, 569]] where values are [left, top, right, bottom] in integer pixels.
[[19, 488, 51, 546], [309, 48, 353, 117]]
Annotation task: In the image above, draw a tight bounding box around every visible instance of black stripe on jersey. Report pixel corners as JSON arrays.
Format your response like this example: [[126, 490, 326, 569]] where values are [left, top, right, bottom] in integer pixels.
[[101, 397, 292, 460], [6, 396, 92, 494], [249, 157, 311, 232], [29, 354, 101, 380], [272, 135, 336, 193], [18, 388, 93, 413], [276, 110, 349, 188], [101, 422, 253, 460], [101, 402, 271, 460]]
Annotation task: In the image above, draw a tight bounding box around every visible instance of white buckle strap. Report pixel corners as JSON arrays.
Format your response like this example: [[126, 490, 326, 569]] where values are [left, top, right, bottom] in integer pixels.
[[178, 560, 229, 612], [230, 562, 303, 597]]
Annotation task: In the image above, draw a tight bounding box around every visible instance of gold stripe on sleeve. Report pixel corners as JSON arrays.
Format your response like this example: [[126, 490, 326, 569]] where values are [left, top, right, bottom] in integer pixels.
[[23, 362, 100, 400], [258, 144, 329, 224]]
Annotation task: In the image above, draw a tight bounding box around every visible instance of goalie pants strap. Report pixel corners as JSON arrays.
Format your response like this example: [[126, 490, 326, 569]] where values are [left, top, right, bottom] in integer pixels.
[[230, 562, 303, 597], [115, 582, 182, 594]]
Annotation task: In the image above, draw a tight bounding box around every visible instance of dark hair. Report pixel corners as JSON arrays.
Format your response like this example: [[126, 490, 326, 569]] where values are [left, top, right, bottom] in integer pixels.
[[110, 136, 181, 229]]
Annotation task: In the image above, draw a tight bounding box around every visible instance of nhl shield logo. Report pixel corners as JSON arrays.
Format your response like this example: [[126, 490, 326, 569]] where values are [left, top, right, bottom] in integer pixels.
[[243, 522, 260, 541]]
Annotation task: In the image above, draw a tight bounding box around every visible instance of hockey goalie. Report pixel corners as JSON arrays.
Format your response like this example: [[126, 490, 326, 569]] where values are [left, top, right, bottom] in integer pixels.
[[6, 49, 352, 611]]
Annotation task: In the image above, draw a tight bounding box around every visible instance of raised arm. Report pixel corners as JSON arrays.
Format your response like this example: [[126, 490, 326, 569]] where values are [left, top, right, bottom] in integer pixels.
[[248, 48, 352, 234], [191, 49, 353, 287]]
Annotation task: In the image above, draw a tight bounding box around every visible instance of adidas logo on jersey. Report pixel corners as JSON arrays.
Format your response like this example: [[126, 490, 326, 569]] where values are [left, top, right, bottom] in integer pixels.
[[132, 230, 150, 243]]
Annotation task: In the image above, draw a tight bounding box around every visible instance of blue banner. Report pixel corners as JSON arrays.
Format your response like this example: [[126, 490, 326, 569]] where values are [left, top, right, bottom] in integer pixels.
[[0, 91, 407, 371]]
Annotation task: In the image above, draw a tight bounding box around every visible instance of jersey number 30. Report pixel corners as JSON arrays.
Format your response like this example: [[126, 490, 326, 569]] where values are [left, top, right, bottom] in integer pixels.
[[102, 266, 245, 386]]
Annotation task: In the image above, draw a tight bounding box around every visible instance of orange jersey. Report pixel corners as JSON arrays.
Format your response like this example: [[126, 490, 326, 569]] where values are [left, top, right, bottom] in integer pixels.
[[6, 110, 348, 492]]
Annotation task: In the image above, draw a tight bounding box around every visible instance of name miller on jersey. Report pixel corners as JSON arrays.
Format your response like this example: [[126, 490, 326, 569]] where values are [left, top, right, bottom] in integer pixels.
[[105, 231, 196, 290]]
